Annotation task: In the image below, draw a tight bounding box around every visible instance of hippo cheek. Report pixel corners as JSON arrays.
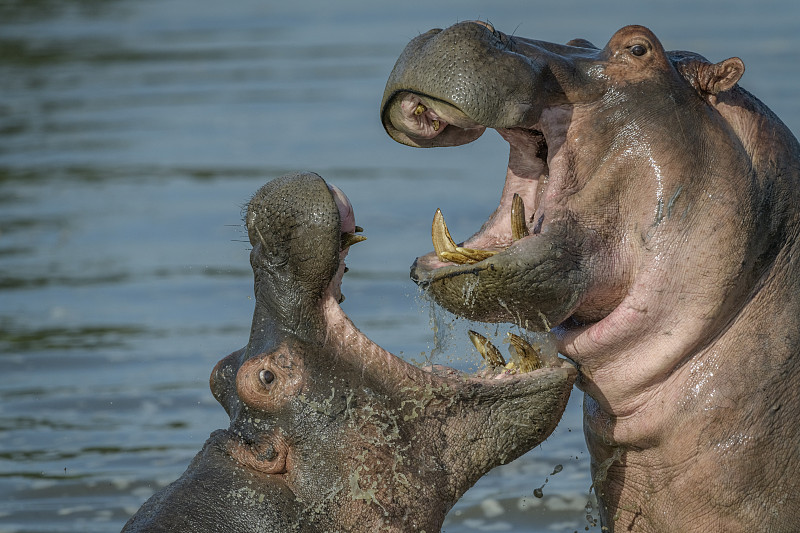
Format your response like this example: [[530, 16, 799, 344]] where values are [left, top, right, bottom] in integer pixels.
[[121, 431, 302, 532]]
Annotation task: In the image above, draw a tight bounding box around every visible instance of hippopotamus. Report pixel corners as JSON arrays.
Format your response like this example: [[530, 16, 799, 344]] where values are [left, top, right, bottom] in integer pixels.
[[122, 172, 576, 532], [381, 21, 800, 532]]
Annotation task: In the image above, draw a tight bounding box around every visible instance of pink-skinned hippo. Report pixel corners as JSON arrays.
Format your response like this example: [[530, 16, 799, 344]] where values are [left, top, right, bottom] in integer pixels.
[[381, 21, 800, 532], [122, 172, 576, 532]]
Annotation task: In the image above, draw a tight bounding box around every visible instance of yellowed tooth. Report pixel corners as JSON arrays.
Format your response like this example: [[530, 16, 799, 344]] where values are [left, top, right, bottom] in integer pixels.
[[432, 208, 459, 260], [506, 333, 543, 373], [468, 330, 506, 368], [414, 104, 426, 116], [432, 119, 440, 131], [341, 233, 367, 249], [438, 250, 472, 264], [511, 193, 530, 241], [455, 246, 498, 262], [354, 225, 364, 233], [439, 247, 497, 264], [432, 209, 499, 264]]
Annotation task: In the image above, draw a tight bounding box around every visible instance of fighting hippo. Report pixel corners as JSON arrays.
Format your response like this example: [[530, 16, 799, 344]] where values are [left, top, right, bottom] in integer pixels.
[[122, 172, 576, 532], [381, 22, 800, 532]]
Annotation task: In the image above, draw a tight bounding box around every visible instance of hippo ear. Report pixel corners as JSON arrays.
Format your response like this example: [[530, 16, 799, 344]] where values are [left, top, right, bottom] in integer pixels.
[[566, 38, 598, 50], [698, 57, 745, 95]]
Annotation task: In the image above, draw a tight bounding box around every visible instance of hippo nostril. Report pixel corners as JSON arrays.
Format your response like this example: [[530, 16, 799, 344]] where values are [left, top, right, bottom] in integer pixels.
[[259, 369, 275, 387]]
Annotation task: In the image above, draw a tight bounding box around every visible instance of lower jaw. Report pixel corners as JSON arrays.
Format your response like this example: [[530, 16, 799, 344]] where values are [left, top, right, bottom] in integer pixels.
[[409, 252, 485, 288], [323, 282, 567, 382]]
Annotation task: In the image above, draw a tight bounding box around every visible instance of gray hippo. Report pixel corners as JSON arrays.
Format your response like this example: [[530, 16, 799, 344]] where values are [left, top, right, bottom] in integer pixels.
[[381, 22, 800, 532], [122, 172, 576, 532]]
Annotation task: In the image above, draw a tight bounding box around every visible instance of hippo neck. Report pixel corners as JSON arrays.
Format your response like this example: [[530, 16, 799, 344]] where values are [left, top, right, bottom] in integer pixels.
[[579, 95, 800, 527], [585, 235, 800, 531], [570, 79, 800, 421]]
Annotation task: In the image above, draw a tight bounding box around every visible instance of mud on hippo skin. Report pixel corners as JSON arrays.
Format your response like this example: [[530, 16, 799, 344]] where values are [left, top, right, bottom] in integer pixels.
[[382, 22, 800, 532], [122, 172, 576, 532]]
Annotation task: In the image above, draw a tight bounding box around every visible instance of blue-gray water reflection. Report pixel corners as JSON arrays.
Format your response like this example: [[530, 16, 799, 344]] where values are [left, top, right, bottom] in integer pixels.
[[2, 1, 798, 531]]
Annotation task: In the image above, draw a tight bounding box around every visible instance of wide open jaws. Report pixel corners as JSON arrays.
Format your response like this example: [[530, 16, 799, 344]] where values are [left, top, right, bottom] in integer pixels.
[[244, 173, 571, 386], [321, 181, 572, 385], [386, 84, 586, 332], [411, 125, 553, 278], [328, 183, 366, 304], [383, 78, 555, 273]]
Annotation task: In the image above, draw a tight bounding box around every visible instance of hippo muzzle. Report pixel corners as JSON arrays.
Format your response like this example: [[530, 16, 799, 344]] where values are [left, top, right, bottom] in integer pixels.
[[123, 172, 576, 532]]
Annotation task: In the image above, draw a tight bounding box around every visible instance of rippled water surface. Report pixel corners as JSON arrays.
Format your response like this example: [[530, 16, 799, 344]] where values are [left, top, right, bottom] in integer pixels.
[[2, 1, 799, 531]]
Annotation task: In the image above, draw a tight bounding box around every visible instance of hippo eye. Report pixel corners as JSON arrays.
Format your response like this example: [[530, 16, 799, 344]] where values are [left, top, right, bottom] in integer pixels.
[[630, 44, 647, 57], [259, 369, 275, 387]]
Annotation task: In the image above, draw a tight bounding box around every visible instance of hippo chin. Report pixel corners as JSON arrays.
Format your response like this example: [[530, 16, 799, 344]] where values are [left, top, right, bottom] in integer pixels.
[[382, 22, 800, 532], [122, 172, 576, 532]]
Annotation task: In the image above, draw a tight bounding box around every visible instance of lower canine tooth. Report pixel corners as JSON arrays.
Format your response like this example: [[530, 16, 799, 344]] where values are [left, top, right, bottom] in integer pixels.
[[468, 330, 506, 368], [506, 333, 543, 372], [439, 251, 472, 264], [511, 193, 530, 241], [432, 209, 458, 260], [341, 233, 367, 249], [455, 246, 497, 262], [432, 209, 498, 264], [432, 119, 440, 131]]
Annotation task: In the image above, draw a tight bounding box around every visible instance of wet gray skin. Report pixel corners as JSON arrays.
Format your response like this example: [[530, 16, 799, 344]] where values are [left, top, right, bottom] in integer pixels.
[[382, 22, 800, 532], [122, 172, 576, 533]]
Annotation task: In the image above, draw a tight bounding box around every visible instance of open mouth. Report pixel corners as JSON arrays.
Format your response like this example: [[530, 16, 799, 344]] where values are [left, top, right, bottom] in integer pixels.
[[327, 178, 564, 377], [426, 128, 547, 268], [328, 182, 367, 304], [386, 91, 554, 281], [380, 57, 589, 332]]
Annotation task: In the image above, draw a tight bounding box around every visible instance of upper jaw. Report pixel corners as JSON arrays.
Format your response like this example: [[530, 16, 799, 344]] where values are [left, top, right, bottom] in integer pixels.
[[382, 89, 552, 273], [381, 91, 488, 148]]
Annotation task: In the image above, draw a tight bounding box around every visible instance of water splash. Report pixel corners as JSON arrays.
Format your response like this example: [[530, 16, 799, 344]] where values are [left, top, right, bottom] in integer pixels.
[[533, 463, 563, 498], [414, 284, 565, 373]]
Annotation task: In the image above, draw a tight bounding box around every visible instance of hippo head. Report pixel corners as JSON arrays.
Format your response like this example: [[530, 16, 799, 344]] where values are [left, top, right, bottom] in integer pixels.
[[123, 172, 576, 532], [380, 21, 769, 358]]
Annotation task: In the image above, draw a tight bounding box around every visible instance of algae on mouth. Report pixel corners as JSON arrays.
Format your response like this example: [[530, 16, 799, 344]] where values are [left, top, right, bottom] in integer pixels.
[[399, 382, 455, 422], [341, 390, 418, 517]]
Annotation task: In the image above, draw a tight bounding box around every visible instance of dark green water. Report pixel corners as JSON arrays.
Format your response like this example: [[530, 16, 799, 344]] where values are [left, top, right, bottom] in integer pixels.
[[1, 1, 798, 531]]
